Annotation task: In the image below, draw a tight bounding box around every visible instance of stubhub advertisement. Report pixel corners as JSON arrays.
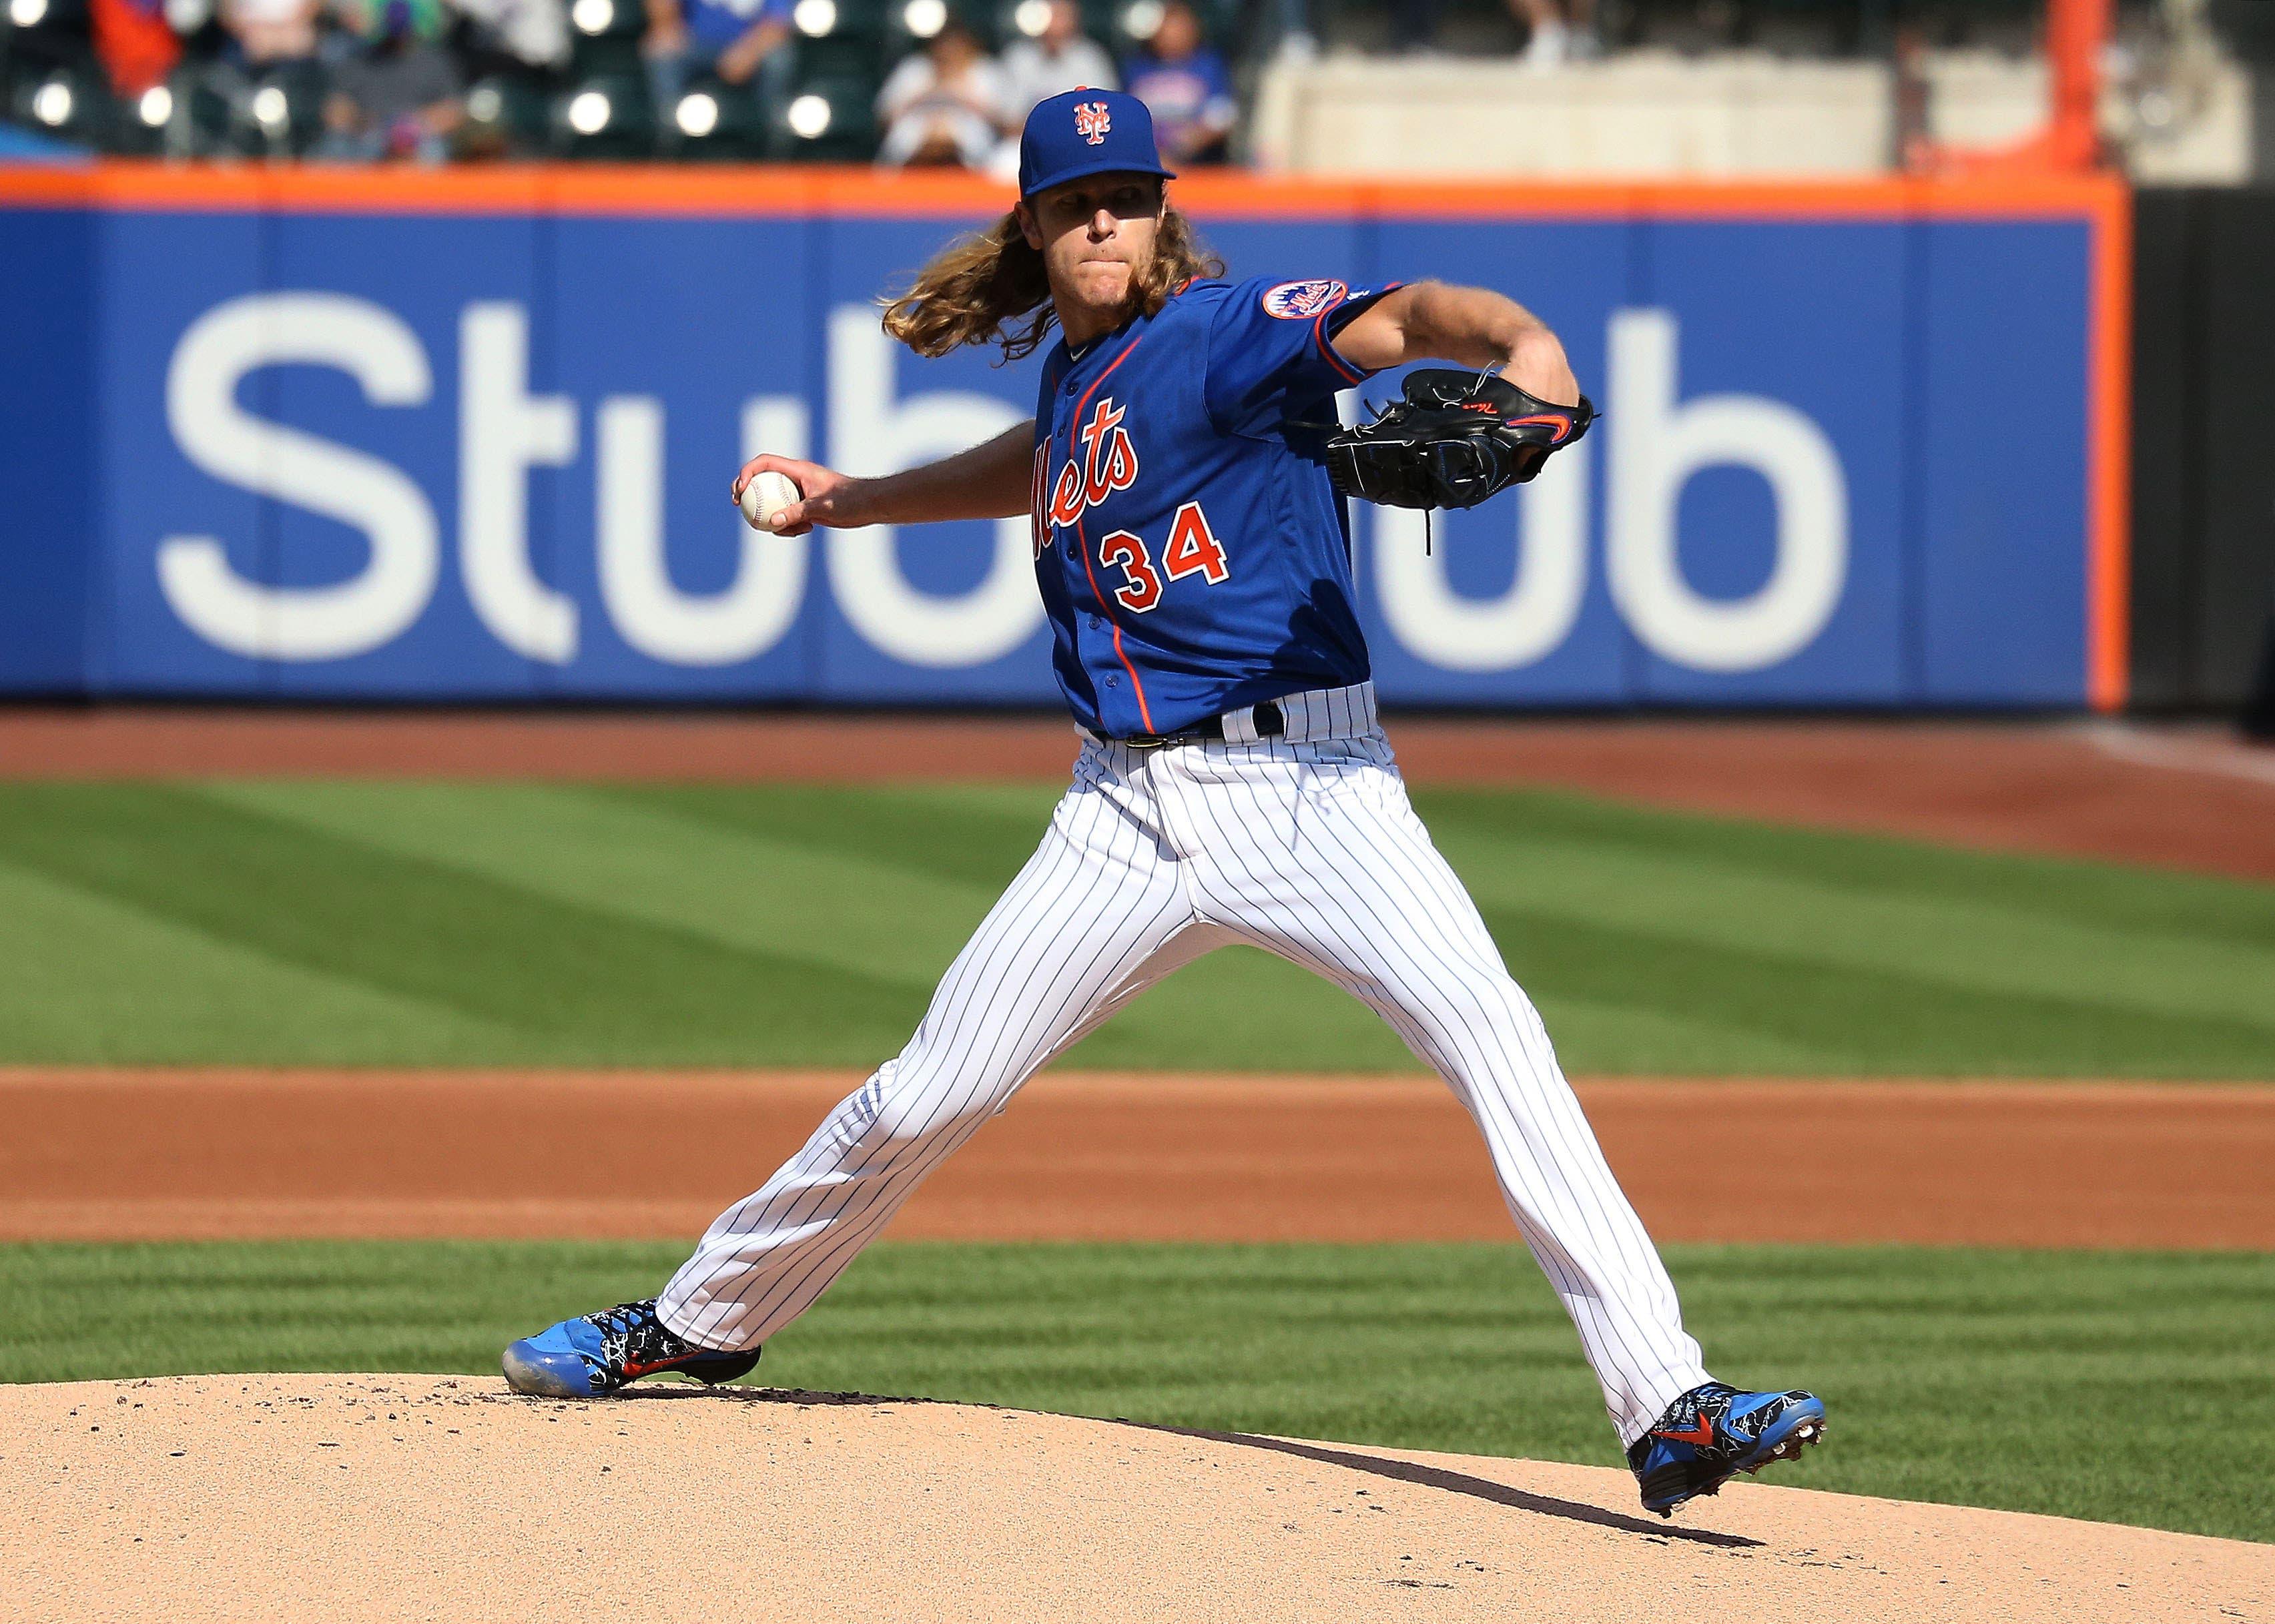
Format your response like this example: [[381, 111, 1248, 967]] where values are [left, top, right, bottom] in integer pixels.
[[0, 173, 2120, 707]]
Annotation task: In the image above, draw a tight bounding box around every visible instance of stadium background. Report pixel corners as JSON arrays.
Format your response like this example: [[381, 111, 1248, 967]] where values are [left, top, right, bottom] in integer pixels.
[[1, 0, 2272, 1603]]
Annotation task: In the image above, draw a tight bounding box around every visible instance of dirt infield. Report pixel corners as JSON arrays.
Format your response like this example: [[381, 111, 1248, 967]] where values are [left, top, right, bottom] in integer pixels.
[[4, 709, 2274, 880], [8, 1374, 2267, 1623], [8, 1068, 2272, 1248]]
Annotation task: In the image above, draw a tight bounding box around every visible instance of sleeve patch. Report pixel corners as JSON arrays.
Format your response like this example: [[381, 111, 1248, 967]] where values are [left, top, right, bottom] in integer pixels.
[[1259, 279, 1349, 320]]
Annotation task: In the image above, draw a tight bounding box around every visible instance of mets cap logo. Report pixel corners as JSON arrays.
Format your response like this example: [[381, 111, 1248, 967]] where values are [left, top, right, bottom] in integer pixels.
[[1073, 100, 1111, 144], [1261, 279, 1349, 319]]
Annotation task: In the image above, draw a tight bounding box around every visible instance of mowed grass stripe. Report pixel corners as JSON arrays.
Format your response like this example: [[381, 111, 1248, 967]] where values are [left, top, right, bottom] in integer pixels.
[[196, 779, 1431, 1074], [625, 783, 2275, 1066], [1484, 908, 2275, 1077], [0, 783, 923, 1064], [170, 781, 2047, 1077], [599, 781, 1060, 895], [199, 779, 1011, 991], [1418, 787, 2275, 953], [1439, 823, 2275, 1027], [208, 780, 1772, 1076], [3, 1239, 2268, 1543], [0, 780, 2268, 1075], [0, 863, 516, 1066]]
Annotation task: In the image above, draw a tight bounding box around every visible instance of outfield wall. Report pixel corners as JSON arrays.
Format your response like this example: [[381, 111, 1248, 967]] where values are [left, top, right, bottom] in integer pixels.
[[0, 167, 2129, 709]]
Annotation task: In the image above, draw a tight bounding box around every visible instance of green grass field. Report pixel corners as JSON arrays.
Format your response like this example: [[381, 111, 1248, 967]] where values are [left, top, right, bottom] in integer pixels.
[[1, 779, 2270, 1076], [4, 777, 2270, 1545], [7, 1239, 2270, 1543]]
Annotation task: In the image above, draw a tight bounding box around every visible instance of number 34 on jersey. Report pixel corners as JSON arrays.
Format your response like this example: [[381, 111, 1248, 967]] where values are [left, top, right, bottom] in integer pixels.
[[1030, 396, 1233, 614]]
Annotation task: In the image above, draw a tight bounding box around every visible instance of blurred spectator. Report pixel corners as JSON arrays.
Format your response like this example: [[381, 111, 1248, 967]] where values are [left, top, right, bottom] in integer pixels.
[[1266, 0, 1315, 61], [1122, 0, 1233, 165], [876, 19, 1006, 169], [1388, 0, 1436, 53], [644, 0, 791, 125], [204, 0, 326, 153], [322, 0, 463, 159], [1389, 0, 1592, 60], [222, 0, 320, 61], [92, 0, 184, 98], [999, 0, 1113, 123], [1514, 0, 1573, 68], [446, 0, 568, 76]]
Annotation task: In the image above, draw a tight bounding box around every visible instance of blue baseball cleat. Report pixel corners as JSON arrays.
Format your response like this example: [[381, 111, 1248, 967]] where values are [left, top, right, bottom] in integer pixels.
[[502, 1299, 760, 1398], [1626, 1382, 1827, 1517]]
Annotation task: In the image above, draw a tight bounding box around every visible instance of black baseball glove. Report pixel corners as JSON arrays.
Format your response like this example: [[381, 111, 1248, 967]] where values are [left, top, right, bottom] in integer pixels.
[[1323, 368, 1596, 510]]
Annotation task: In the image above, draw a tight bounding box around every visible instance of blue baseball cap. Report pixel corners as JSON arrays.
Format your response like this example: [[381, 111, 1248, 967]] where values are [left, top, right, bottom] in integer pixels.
[[1018, 88, 1176, 200]]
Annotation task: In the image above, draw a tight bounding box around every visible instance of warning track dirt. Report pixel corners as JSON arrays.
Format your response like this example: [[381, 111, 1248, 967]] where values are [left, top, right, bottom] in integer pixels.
[[7, 1068, 2272, 1249]]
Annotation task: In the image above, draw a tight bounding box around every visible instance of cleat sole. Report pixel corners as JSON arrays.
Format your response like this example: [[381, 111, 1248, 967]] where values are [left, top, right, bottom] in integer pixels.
[[1634, 1390, 1827, 1517]]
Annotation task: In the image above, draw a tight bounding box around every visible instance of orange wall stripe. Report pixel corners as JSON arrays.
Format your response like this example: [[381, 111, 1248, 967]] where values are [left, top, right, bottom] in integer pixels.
[[2084, 171, 2133, 713], [0, 161, 2120, 224]]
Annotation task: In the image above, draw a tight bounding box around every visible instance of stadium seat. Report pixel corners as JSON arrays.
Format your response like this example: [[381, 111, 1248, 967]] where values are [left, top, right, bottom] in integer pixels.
[[2, 0, 103, 125], [568, 33, 643, 80], [550, 71, 657, 155], [565, 0, 645, 42], [994, 0, 1145, 50], [224, 58, 324, 157], [461, 71, 551, 155], [793, 28, 881, 79], [795, 0, 888, 39], [4, 0, 103, 145], [6, 58, 111, 147], [661, 65, 769, 156], [992, 0, 1102, 50], [170, 66, 236, 155], [2, 0, 95, 60], [107, 70, 182, 154], [565, 0, 645, 80], [768, 68, 874, 157], [883, 0, 995, 49], [1104, 0, 1234, 53]]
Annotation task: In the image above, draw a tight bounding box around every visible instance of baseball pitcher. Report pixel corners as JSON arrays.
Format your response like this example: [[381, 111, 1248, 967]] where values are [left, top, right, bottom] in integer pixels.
[[503, 87, 1825, 1519]]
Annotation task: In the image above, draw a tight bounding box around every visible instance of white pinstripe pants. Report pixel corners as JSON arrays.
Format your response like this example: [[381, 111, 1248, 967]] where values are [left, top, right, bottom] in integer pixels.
[[659, 682, 1712, 1445]]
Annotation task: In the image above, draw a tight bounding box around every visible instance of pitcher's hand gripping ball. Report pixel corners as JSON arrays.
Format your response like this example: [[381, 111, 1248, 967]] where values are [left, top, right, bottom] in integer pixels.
[[1324, 369, 1596, 510], [738, 469, 801, 530]]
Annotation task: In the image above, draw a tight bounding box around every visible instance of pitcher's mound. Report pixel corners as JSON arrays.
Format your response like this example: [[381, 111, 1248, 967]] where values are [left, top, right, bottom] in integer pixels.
[[5, 1375, 2266, 1623]]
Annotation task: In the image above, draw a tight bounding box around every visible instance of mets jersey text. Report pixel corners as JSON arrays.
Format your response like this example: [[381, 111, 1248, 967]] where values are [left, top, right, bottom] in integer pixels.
[[1030, 274, 1399, 737]]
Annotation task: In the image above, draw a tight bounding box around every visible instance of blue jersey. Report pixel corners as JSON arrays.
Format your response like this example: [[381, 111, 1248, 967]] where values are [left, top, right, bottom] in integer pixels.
[[683, 0, 789, 51], [1030, 274, 1400, 738]]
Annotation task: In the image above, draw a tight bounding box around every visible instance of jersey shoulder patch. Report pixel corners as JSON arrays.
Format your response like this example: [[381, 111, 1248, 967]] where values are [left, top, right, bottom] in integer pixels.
[[1259, 278, 1349, 320]]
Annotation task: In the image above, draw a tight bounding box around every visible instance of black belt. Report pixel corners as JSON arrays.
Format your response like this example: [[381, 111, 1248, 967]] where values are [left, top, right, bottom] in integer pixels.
[[1092, 698, 1285, 751]]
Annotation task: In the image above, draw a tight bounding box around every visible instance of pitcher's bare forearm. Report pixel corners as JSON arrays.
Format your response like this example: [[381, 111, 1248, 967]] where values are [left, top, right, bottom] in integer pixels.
[[1333, 281, 1580, 408], [834, 422, 1036, 527], [732, 420, 1034, 536]]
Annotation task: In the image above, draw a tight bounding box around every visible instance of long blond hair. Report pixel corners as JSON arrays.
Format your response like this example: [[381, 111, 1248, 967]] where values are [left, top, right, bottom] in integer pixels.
[[880, 199, 1223, 363]]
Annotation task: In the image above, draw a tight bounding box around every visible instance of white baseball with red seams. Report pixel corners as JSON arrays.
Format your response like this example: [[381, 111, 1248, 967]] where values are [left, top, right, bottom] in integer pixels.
[[657, 680, 1714, 1446], [739, 469, 800, 531]]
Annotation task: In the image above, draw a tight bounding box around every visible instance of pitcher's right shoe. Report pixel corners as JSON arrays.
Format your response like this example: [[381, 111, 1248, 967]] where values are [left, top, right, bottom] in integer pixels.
[[1626, 1383, 1826, 1517], [503, 1299, 759, 1397]]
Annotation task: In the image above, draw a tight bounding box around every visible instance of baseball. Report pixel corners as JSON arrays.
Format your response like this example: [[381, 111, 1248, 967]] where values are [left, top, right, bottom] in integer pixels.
[[739, 469, 800, 530]]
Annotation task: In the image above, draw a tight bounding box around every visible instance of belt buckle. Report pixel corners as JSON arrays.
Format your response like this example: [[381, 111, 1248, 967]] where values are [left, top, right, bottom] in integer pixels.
[[1121, 732, 1173, 751]]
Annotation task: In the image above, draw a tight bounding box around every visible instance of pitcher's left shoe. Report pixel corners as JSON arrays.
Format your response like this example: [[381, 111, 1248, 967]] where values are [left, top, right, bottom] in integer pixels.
[[503, 1299, 760, 1397], [1627, 1383, 1826, 1517]]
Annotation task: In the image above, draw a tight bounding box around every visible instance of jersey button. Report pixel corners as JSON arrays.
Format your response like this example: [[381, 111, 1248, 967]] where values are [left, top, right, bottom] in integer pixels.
[[1105, 674, 1120, 688], [1087, 615, 1102, 630]]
